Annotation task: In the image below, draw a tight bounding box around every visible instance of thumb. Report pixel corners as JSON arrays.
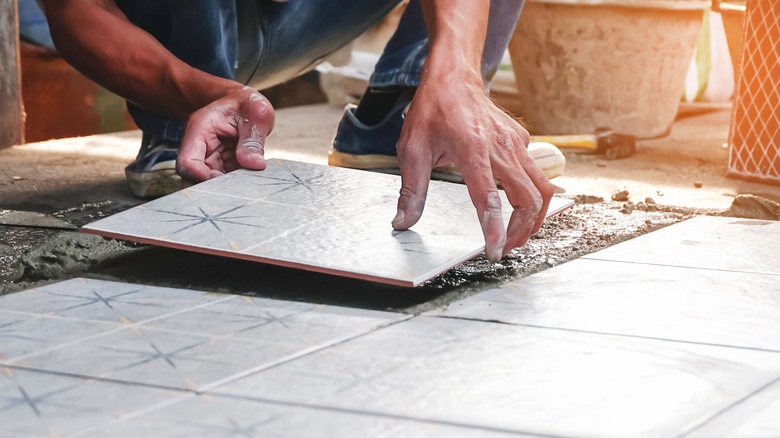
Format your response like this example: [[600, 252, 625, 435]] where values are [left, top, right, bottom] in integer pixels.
[[393, 139, 432, 230], [236, 93, 275, 170]]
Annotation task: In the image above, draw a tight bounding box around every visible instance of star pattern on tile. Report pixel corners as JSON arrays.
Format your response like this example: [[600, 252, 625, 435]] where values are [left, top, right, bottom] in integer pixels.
[[96, 334, 227, 375], [0, 369, 84, 417]]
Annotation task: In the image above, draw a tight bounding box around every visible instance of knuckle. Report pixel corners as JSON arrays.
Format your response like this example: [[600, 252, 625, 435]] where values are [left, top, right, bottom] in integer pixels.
[[485, 190, 502, 214], [398, 186, 418, 200], [538, 180, 555, 200], [240, 139, 265, 152], [495, 131, 514, 150]]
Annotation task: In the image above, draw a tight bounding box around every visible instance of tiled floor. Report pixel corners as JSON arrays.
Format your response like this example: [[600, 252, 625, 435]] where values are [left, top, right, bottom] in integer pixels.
[[82, 159, 573, 287], [1, 216, 779, 437]]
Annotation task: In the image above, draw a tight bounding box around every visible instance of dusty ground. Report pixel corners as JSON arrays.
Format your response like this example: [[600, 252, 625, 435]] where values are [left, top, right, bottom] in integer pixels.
[[1, 105, 778, 313]]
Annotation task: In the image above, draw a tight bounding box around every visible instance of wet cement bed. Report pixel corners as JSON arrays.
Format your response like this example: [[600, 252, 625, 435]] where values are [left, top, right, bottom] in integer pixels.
[[0, 195, 726, 314]]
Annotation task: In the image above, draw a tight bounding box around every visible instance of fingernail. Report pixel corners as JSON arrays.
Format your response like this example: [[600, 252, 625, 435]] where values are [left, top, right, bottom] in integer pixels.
[[249, 152, 264, 161], [392, 209, 405, 227]]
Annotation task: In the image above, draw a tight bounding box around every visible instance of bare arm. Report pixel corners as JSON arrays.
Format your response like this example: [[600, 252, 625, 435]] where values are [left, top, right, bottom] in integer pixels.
[[41, 0, 274, 179], [41, 0, 242, 120], [394, 0, 554, 261]]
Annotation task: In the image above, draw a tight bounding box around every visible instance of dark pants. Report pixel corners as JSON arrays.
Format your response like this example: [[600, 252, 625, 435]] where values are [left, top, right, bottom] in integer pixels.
[[115, 0, 526, 143]]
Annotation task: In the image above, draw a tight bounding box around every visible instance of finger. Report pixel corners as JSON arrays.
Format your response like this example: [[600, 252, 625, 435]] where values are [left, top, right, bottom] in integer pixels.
[[458, 155, 506, 262], [178, 111, 220, 183], [492, 146, 542, 256], [516, 145, 555, 236], [235, 93, 274, 171], [204, 145, 225, 170], [393, 138, 433, 231]]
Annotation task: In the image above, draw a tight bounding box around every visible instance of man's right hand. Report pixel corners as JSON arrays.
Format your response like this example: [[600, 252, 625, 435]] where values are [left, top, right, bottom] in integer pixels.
[[176, 88, 276, 183]]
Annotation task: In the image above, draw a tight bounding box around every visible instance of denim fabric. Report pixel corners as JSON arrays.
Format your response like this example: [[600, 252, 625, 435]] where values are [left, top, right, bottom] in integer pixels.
[[371, 0, 526, 88], [115, 0, 525, 143]]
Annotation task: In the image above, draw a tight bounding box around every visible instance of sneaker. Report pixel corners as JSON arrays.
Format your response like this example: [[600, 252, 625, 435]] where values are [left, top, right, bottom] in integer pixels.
[[125, 135, 183, 199], [329, 103, 566, 181]]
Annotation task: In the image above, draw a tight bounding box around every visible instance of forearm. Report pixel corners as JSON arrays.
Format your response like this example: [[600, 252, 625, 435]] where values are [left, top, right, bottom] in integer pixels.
[[419, 0, 489, 89], [42, 0, 243, 120]]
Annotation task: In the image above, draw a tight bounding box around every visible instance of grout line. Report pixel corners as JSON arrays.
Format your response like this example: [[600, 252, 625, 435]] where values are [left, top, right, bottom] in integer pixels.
[[430, 315, 780, 355], [196, 314, 414, 393], [580, 257, 780, 277], [677, 374, 780, 437], [209, 392, 567, 438], [1, 363, 195, 394]]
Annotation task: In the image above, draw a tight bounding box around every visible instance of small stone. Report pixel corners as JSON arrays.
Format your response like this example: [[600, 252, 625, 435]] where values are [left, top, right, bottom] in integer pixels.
[[611, 189, 630, 202], [645, 197, 656, 204], [574, 194, 604, 204], [596, 162, 607, 168], [656, 190, 664, 197], [12, 176, 22, 181], [694, 180, 703, 188]]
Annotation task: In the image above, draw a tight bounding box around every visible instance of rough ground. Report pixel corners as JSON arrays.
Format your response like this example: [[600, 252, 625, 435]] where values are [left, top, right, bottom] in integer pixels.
[[1, 106, 778, 313]]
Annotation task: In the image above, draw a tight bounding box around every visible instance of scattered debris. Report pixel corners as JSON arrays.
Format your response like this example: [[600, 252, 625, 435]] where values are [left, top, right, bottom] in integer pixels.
[[574, 194, 604, 204], [645, 197, 656, 204], [723, 194, 780, 221], [611, 189, 630, 202], [694, 180, 704, 188], [11, 176, 22, 181], [656, 190, 664, 197]]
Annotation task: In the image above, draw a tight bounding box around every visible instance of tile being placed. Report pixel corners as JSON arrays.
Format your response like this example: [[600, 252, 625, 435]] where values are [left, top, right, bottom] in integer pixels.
[[687, 376, 780, 437], [427, 258, 780, 351], [78, 393, 526, 438], [0, 366, 185, 438], [582, 216, 780, 275], [82, 159, 573, 287], [0, 278, 230, 324], [213, 316, 780, 437]]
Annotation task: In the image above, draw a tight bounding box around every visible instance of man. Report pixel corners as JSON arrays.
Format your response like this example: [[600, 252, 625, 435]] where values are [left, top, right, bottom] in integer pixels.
[[41, 0, 557, 262]]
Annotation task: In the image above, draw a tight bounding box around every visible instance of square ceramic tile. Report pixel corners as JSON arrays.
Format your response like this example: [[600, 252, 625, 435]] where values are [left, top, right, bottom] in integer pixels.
[[143, 294, 408, 346], [687, 377, 780, 437], [76, 393, 526, 438], [583, 216, 780, 275], [427, 258, 780, 351], [0, 366, 185, 438], [0, 311, 120, 362], [83, 160, 573, 286], [0, 278, 230, 324], [214, 316, 780, 437]]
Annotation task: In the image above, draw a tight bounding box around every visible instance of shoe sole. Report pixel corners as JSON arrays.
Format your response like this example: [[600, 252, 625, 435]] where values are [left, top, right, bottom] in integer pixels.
[[125, 168, 183, 199], [328, 142, 566, 181]]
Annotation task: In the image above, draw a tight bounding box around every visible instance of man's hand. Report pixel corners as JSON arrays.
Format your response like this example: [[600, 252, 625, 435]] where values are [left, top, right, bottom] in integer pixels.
[[176, 88, 275, 182], [393, 74, 554, 262], [391, 0, 554, 262]]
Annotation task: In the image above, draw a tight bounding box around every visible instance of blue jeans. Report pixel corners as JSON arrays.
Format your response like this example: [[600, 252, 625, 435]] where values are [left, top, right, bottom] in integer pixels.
[[115, 0, 525, 143]]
